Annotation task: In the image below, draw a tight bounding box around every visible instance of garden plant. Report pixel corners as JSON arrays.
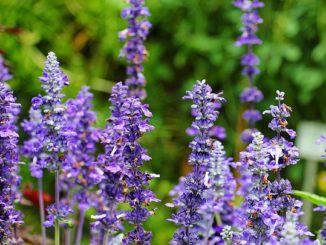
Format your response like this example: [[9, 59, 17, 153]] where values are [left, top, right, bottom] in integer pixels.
[[0, 0, 325, 244]]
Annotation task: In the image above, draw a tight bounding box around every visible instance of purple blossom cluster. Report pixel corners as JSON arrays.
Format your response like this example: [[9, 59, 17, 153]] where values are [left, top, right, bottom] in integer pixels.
[[167, 80, 227, 244], [119, 0, 151, 99], [119, 97, 159, 244], [232, 92, 313, 244], [0, 55, 22, 244], [62, 86, 101, 210], [200, 141, 236, 244], [234, 0, 264, 143], [92, 82, 129, 243], [32, 51, 74, 172]]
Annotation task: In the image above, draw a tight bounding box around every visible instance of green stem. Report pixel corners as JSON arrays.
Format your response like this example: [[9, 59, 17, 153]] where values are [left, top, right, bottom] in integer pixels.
[[55, 170, 60, 245], [215, 212, 222, 226]]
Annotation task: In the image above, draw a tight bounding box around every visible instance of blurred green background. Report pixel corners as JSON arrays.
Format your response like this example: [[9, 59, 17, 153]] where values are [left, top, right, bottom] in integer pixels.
[[1, 0, 326, 244]]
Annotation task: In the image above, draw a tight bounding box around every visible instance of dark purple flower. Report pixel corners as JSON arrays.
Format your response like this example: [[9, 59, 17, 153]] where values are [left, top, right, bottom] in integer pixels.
[[119, 0, 152, 99], [0, 55, 23, 243], [168, 80, 226, 244], [32, 52, 75, 229], [92, 83, 129, 239], [118, 97, 159, 244]]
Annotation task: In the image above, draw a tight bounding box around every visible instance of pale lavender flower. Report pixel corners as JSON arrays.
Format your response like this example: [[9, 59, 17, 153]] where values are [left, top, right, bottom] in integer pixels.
[[200, 141, 236, 244]]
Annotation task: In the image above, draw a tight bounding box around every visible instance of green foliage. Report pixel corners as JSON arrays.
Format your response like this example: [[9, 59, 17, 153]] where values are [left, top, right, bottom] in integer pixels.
[[293, 190, 326, 207]]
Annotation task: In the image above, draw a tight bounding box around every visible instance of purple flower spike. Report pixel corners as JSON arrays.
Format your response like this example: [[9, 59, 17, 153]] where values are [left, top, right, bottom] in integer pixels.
[[61, 86, 102, 210], [200, 141, 236, 243], [168, 80, 226, 244], [232, 92, 313, 244], [234, 0, 264, 143], [0, 54, 23, 243], [92, 82, 129, 240], [36, 51, 75, 171], [119, 97, 159, 244], [31, 52, 75, 230], [119, 0, 152, 99]]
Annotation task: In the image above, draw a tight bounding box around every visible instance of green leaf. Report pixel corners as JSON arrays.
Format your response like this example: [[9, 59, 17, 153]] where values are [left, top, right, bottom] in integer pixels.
[[59, 219, 74, 228], [293, 190, 326, 207]]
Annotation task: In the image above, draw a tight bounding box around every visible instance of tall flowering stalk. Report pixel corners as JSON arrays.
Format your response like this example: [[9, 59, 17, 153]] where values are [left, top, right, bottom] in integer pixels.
[[22, 107, 47, 244], [92, 82, 129, 244], [0, 55, 22, 244], [119, 0, 151, 99], [234, 0, 264, 143], [168, 80, 225, 244], [200, 141, 236, 244], [60, 86, 102, 245], [232, 91, 313, 244], [119, 96, 159, 244], [32, 52, 74, 245], [234, 132, 279, 243]]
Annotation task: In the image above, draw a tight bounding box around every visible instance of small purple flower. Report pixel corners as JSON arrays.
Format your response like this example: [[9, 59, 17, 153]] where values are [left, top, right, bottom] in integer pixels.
[[31, 96, 43, 109], [119, 0, 152, 99], [44, 202, 73, 228], [200, 141, 236, 243], [240, 86, 264, 103]]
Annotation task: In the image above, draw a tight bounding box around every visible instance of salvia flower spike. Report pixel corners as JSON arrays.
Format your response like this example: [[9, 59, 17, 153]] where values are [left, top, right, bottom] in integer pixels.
[[0, 54, 23, 244], [234, 0, 264, 143], [91, 82, 129, 243], [200, 141, 236, 244], [119, 0, 151, 99], [61, 86, 102, 245], [168, 79, 225, 244], [34, 52, 75, 245], [119, 96, 160, 244], [233, 91, 314, 244]]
